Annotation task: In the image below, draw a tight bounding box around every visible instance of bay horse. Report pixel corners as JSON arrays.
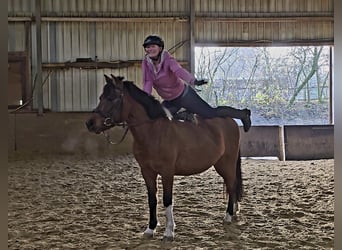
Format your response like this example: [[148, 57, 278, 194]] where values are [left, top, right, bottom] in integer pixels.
[[86, 74, 243, 240]]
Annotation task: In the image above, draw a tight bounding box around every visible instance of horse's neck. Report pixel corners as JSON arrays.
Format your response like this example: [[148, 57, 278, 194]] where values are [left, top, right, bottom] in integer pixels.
[[123, 94, 151, 125], [122, 93, 162, 145]]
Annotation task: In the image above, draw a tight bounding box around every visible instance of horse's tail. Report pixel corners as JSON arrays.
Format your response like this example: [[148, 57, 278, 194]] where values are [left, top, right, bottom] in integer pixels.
[[236, 149, 243, 202]]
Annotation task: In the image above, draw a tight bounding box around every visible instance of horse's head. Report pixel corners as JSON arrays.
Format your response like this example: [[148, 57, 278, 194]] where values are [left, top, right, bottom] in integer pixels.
[[86, 74, 125, 134]]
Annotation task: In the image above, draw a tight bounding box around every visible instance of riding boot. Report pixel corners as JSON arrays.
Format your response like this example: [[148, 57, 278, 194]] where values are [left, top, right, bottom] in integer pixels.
[[216, 106, 251, 132]]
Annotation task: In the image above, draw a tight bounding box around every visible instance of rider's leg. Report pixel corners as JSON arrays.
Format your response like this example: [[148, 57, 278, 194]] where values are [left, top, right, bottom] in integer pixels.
[[162, 100, 181, 115], [169, 85, 251, 132], [171, 85, 217, 118], [216, 106, 251, 132]]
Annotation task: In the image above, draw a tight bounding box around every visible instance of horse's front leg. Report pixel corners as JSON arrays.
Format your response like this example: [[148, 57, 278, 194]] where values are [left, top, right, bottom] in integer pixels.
[[161, 175, 175, 241], [141, 169, 158, 238]]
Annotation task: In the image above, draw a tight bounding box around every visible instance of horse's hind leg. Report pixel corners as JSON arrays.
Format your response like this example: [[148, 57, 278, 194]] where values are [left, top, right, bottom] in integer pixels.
[[141, 168, 158, 237], [214, 155, 243, 223], [224, 191, 239, 223]]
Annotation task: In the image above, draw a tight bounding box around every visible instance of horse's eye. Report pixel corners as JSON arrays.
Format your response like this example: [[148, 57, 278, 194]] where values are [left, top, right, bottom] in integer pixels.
[[107, 96, 116, 101]]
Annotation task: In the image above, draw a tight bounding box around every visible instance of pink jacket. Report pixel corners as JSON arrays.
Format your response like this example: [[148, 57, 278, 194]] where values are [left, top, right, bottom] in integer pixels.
[[142, 51, 196, 100]]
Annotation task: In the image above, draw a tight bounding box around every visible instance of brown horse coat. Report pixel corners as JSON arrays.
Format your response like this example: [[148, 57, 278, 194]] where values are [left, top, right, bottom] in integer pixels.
[[86, 74, 243, 240]]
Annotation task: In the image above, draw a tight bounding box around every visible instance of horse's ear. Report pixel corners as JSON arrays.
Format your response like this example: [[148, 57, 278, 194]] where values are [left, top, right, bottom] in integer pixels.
[[110, 74, 124, 90], [104, 74, 112, 83], [110, 74, 123, 81], [110, 74, 125, 82]]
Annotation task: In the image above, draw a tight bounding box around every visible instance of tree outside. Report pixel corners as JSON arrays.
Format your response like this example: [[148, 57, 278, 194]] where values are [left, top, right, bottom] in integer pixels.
[[194, 46, 331, 126]]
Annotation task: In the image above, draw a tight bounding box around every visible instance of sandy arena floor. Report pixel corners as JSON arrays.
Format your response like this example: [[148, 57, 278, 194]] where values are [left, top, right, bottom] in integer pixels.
[[8, 154, 334, 249]]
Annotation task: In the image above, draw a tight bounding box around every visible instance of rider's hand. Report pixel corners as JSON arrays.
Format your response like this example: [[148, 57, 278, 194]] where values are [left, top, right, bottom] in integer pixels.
[[194, 79, 208, 86]]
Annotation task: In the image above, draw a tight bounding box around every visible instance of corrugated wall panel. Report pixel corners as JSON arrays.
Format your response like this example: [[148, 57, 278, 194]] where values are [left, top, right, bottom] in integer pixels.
[[40, 67, 146, 111], [43, 20, 188, 61], [195, 0, 333, 15], [8, 23, 26, 51], [36, 20, 188, 111], [9, 0, 333, 16], [8, 0, 34, 15], [195, 19, 333, 45], [35, 0, 190, 16], [8, 0, 333, 112]]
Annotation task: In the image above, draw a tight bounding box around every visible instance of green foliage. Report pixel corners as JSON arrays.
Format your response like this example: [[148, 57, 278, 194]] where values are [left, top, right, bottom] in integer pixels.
[[195, 46, 331, 125], [255, 92, 269, 106]]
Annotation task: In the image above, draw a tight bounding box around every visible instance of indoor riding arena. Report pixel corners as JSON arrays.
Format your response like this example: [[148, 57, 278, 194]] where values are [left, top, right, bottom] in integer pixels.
[[8, 0, 334, 249], [8, 154, 334, 249]]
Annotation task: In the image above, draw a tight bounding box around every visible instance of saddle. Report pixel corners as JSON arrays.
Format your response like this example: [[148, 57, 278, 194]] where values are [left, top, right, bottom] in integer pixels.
[[173, 110, 198, 124]]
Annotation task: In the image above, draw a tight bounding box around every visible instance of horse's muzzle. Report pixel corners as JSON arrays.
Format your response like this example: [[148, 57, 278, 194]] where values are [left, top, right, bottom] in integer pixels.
[[85, 119, 100, 134]]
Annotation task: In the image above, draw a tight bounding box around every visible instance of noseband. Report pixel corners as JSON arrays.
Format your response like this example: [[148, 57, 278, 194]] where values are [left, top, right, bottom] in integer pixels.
[[92, 92, 125, 128], [92, 107, 126, 128]]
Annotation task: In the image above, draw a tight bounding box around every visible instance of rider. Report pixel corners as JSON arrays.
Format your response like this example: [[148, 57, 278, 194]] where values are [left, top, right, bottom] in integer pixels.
[[141, 34, 251, 132]]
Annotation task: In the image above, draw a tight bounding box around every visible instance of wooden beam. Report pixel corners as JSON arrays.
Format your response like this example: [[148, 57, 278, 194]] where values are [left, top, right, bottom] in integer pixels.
[[9, 15, 332, 23], [8, 16, 188, 22], [42, 61, 135, 69], [197, 16, 333, 23], [42, 60, 189, 70], [196, 39, 334, 47]]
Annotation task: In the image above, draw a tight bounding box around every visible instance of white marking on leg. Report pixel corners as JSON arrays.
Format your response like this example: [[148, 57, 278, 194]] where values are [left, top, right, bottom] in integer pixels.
[[163, 205, 175, 239], [224, 212, 233, 223], [224, 202, 240, 223], [234, 202, 240, 215]]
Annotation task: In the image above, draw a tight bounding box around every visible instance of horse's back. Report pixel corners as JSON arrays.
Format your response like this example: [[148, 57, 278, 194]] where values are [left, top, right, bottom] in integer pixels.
[[163, 116, 240, 146], [195, 116, 240, 141], [171, 116, 240, 157], [132, 116, 240, 176]]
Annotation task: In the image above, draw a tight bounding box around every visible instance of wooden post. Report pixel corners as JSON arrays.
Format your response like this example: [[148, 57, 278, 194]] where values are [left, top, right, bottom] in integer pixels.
[[278, 125, 286, 161], [189, 0, 195, 74], [35, 0, 43, 115], [329, 46, 333, 124]]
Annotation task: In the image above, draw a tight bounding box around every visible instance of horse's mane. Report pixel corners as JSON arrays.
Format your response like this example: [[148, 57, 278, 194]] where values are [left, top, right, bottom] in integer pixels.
[[123, 81, 167, 119]]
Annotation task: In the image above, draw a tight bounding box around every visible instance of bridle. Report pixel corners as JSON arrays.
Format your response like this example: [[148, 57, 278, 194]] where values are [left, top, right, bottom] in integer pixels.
[[92, 84, 157, 144], [92, 107, 126, 128], [92, 92, 129, 145]]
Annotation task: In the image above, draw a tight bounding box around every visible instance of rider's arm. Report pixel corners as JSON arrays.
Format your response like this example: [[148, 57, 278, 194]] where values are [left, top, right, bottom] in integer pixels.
[[167, 55, 196, 86], [142, 60, 153, 94]]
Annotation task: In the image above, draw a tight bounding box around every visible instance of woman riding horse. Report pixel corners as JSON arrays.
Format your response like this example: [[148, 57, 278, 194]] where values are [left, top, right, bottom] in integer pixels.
[[86, 74, 243, 240], [142, 34, 251, 132]]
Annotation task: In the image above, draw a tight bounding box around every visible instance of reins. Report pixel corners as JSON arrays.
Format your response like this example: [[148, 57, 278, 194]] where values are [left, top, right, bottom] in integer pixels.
[[101, 118, 155, 145], [100, 113, 129, 145], [102, 126, 129, 145]]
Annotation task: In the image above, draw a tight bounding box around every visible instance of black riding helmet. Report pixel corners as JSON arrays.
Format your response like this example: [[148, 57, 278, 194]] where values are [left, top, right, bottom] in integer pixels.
[[143, 35, 165, 50]]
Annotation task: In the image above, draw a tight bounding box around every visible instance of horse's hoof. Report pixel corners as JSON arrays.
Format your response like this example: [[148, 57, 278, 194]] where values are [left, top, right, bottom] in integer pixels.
[[223, 213, 233, 224], [142, 227, 155, 239], [142, 232, 154, 239], [162, 236, 174, 242]]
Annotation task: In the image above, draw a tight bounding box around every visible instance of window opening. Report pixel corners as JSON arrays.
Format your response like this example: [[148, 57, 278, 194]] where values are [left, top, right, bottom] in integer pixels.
[[194, 46, 331, 126]]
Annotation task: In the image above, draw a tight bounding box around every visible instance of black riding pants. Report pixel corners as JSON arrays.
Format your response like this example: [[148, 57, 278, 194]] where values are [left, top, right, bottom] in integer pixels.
[[162, 85, 217, 118]]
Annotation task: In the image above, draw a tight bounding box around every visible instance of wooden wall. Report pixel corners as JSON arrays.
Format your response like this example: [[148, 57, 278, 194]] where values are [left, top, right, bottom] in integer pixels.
[[8, 113, 334, 160]]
